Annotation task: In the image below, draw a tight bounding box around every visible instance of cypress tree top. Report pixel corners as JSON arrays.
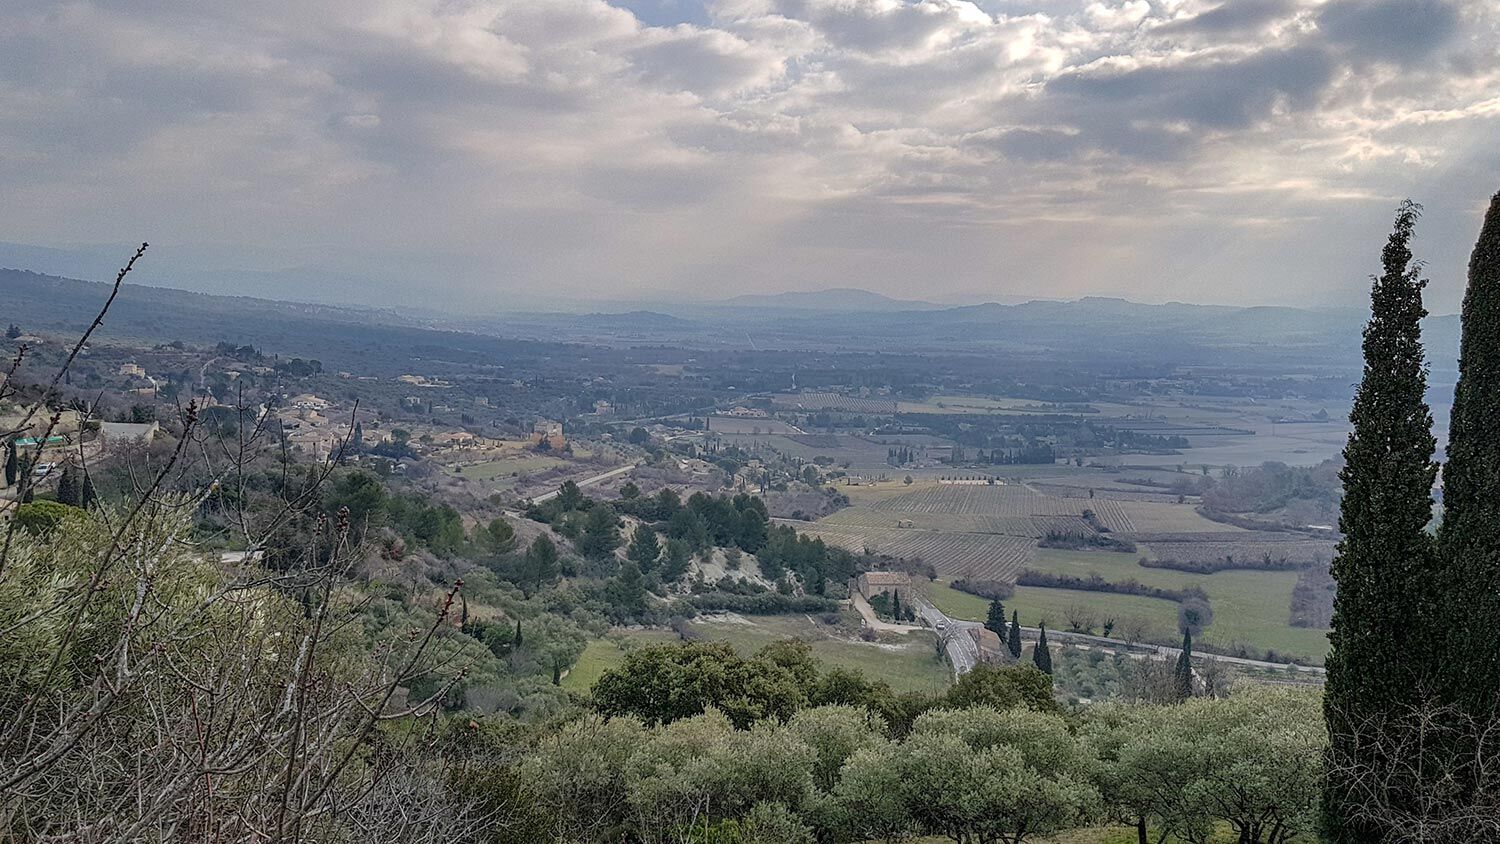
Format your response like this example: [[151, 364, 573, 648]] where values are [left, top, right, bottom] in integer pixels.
[[1174, 629, 1194, 702], [1322, 200, 1441, 843], [1438, 190, 1500, 709], [1326, 199, 1439, 706], [1032, 624, 1053, 675]]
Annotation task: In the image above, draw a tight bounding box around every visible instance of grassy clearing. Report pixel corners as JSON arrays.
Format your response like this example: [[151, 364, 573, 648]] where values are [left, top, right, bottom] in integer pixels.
[[690, 614, 951, 694], [927, 548, 1331, 663], [1024, 548, 1330, 662], [565, 615, 951, 696], [449, 454, 569, 481], [561, 630, 679, 692]]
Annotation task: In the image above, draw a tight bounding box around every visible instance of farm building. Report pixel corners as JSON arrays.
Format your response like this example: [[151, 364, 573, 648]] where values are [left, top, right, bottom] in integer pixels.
[[100, 421, 159, 445], [531, 420, 566, 450], [287, 393, 331, 411], [853, 571, 911, 602], [435, 431, 479, 448]]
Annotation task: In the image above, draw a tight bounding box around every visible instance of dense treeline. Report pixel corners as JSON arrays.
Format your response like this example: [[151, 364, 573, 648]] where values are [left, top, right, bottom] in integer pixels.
[[1139, 554, 1312, 574], [1015, 569, 1208, 605], [1039, 529, 1138, 553]]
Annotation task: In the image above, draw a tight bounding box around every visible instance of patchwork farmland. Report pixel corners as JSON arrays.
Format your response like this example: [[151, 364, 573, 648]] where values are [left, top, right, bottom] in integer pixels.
[[812, 476, 1337, 663]]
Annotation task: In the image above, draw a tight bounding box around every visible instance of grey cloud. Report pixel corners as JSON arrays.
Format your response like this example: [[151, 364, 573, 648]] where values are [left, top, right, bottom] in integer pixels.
[[0, 0, 1496, 312], [1047, 45, 1336, 131], [1318, 0, 1460, 65], [1158, 0, 1296, 36]]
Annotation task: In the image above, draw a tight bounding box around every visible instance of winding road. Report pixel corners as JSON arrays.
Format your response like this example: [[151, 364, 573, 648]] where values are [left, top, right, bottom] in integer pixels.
[[909, 594, 1325, 679], [527, 461, 642, 504]]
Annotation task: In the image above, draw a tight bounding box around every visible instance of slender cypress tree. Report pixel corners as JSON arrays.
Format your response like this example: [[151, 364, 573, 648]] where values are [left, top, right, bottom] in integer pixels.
[[56, 465, 82, 508], [1173, 629, 1194, 702], [1032, 624, 1053, 675], [3, 440, 16, 488], [1008, 609, 1022, 659], [1437, 190, 1500, 711], [80, 474, 97, 508], [984, 599, 1007, 643], [1323, 200, 1441, 843]]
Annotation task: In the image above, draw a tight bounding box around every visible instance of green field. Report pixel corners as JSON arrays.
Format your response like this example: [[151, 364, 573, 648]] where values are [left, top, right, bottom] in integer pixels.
[[927, 546, 1331, 664], [691, 614, 952, 693], [564, 615, 950, 695], [562, 630, 679, 692], [449, 454, 568, 481]]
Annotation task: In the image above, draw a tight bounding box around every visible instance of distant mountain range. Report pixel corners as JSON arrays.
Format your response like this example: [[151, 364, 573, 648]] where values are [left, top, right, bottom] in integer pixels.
[[0, 266, 1462, 375], [712, 288, 946, 312]]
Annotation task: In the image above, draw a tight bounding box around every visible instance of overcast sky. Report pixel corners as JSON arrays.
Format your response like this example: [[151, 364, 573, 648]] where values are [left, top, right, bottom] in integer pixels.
[[2, 0, 1497, 312]]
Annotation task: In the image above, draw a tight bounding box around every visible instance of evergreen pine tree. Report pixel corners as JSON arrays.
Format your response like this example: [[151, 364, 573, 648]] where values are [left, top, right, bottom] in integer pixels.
[[1008, 610, 1022, 659], [1437, 190, 1500, 711], [517, 535, 561, 597], [1032, 624, 1052, 675], [984, 599, 1008, 642], [1323, 200, 1441, 843], [605, 561, 648, 621], [626, 525, 661, 571], [1173, 629, 1194, 702]]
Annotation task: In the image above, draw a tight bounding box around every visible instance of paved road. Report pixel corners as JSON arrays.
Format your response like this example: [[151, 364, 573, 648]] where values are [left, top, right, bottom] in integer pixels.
[[911, 595, 983, 676], [909, 594, 1324, 678], [527, 461, 642, 503], [1038, 627, 1325, 676]]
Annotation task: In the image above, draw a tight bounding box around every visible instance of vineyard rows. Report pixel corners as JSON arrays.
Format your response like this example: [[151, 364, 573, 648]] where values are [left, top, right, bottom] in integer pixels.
[[1028, 482, 1184, 504], [861, 483, 1135, 533], [770, 392, 899, 414], [819, 509, 1094, 538], [788, 523, 1035, 579]]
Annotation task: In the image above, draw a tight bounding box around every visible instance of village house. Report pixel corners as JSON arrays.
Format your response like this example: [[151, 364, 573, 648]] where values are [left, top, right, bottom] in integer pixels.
[[727, 406, 768, 418], [852, 571, 911, 602], [436, 431, 478, 449], [531, 419, 565, 450], [100, 420, 160, 445], [287, 393, 331, 411]]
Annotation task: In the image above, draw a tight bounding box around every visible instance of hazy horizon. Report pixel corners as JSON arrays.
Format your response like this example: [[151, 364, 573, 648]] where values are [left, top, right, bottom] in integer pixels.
[[3, 0, 1497, 312]]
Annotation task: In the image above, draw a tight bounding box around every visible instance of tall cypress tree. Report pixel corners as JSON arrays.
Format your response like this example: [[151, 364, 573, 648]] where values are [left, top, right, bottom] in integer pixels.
[[3, 440, 16, 488], [1032, 624, 1053, 675], [56, 465, 82, 508], [1437, 190, 1500, 711], [985, 599, 1007, 642], [1173, 629, 1194, 702], [1323, 200, 1440, 843], [1008, 609, 1022, 659]]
